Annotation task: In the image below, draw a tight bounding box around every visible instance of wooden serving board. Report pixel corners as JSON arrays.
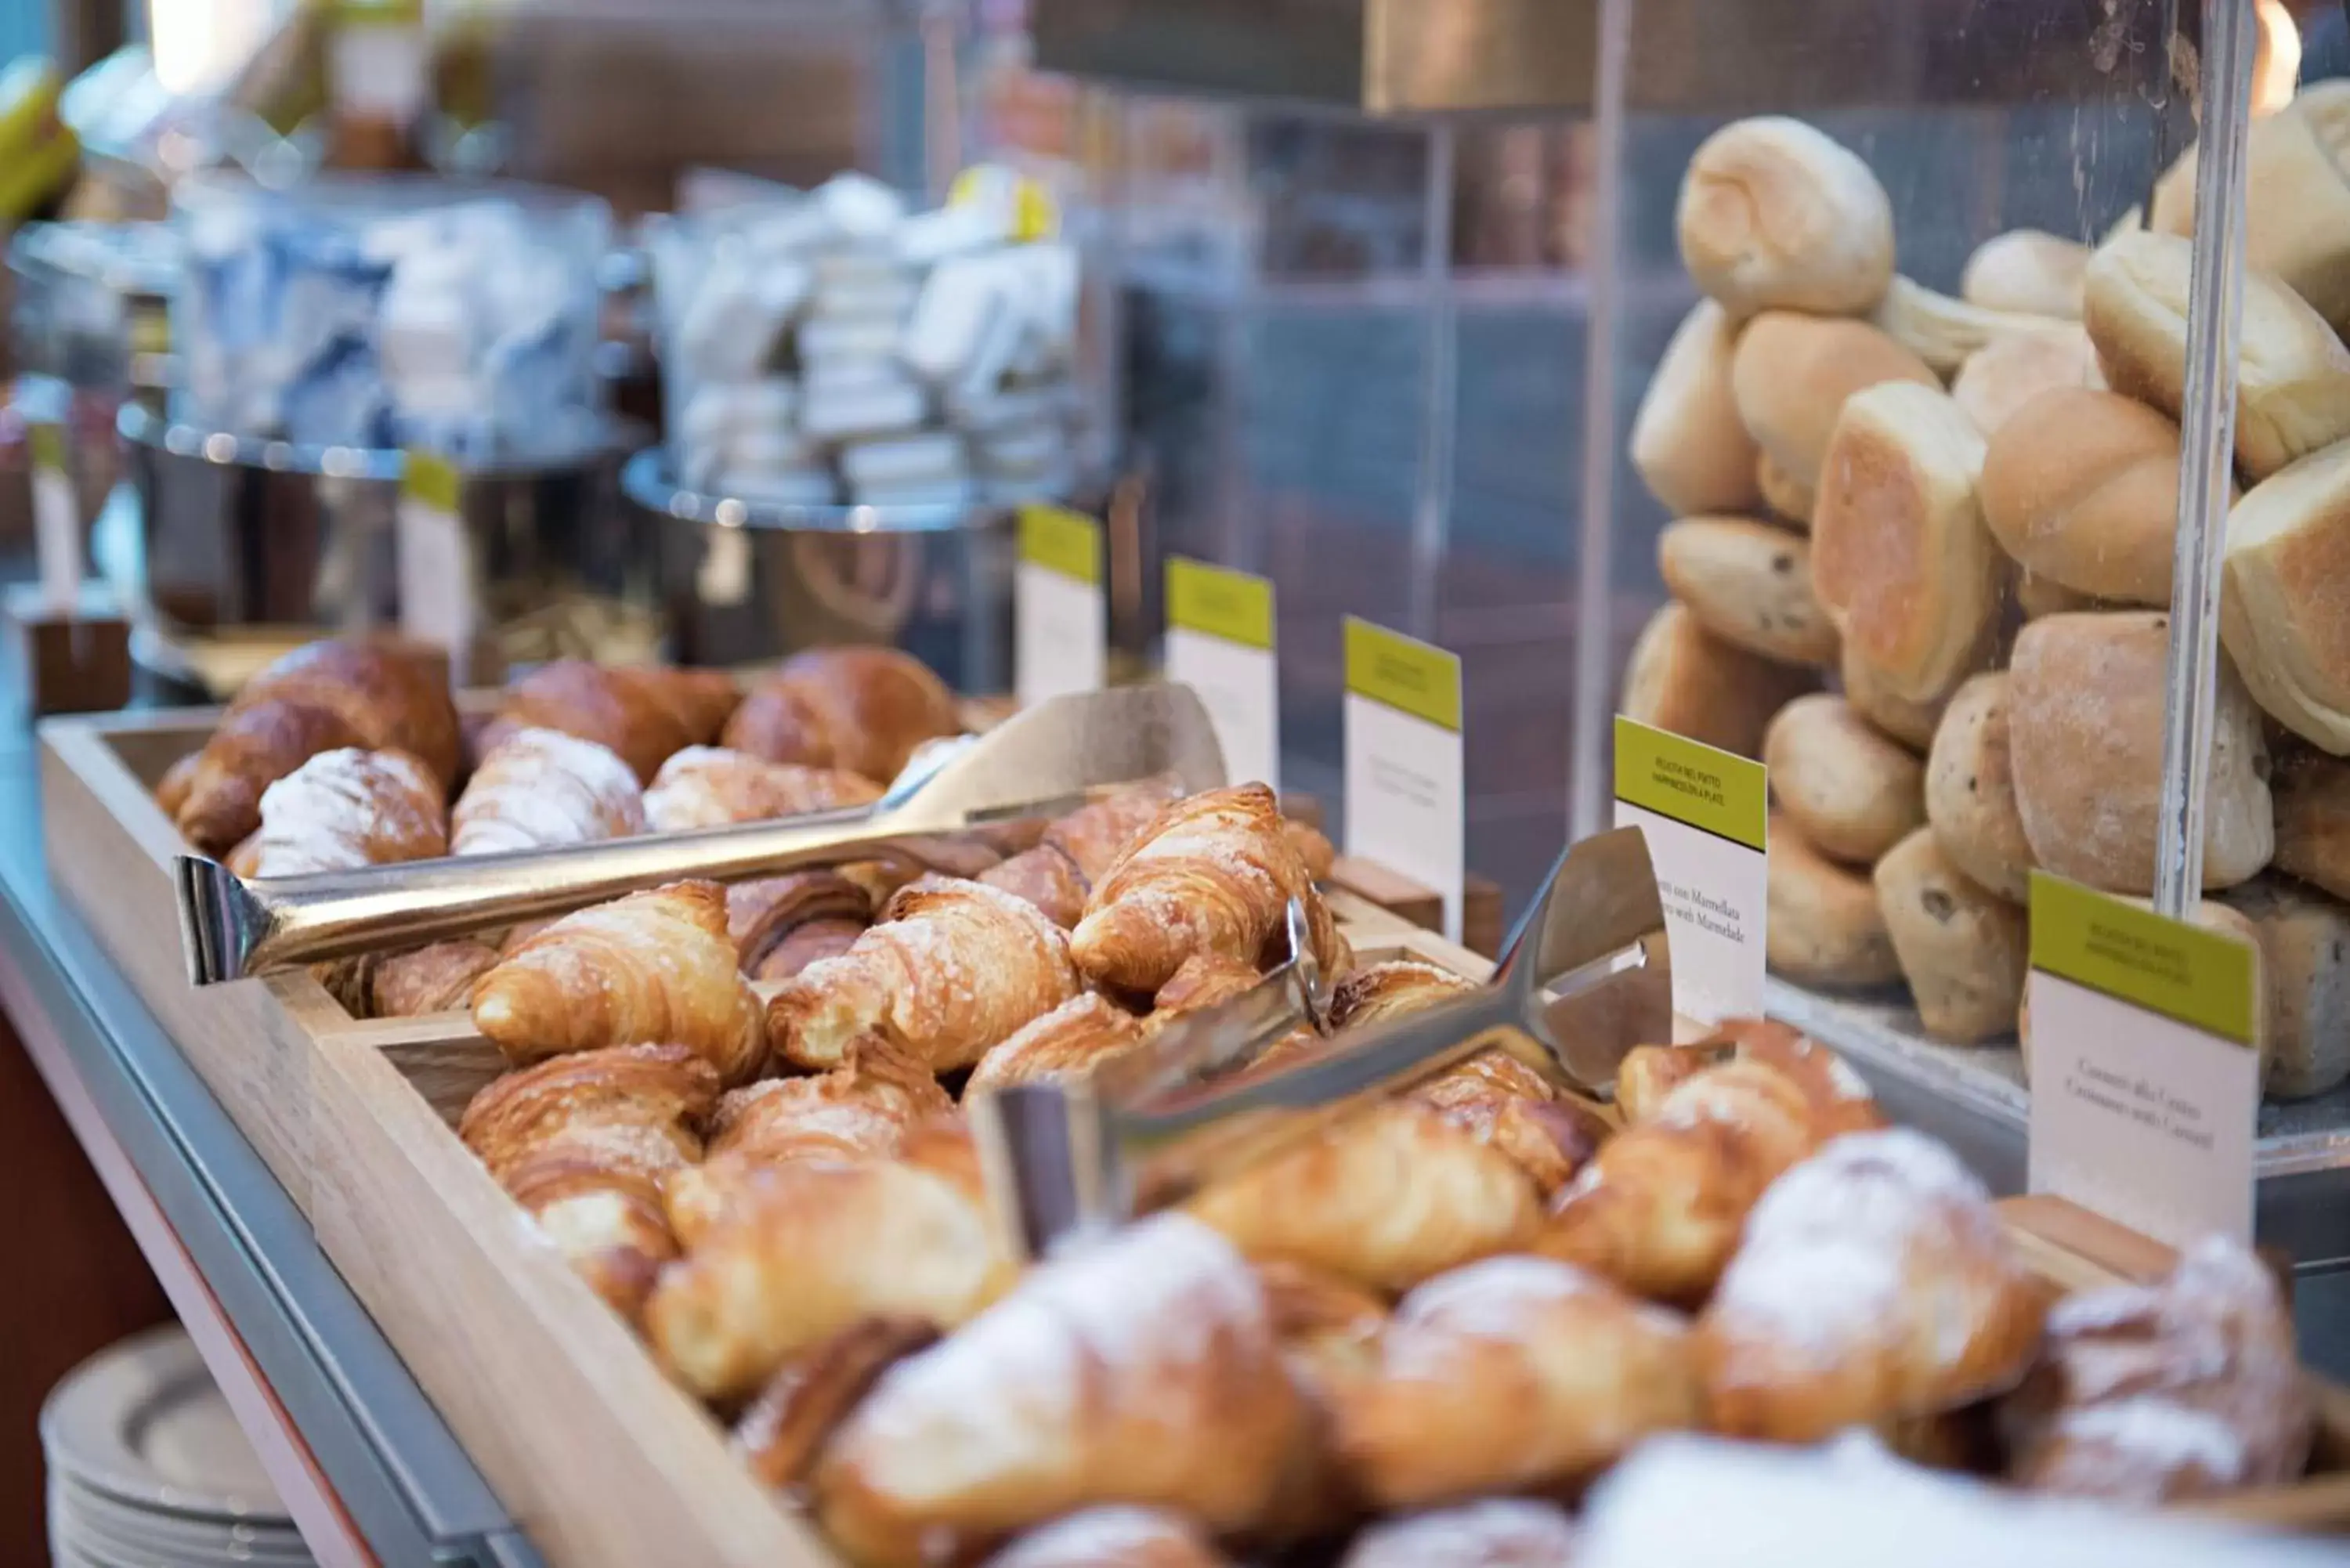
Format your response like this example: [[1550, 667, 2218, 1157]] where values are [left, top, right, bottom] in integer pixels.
[[38, 709, 2350, 1566]]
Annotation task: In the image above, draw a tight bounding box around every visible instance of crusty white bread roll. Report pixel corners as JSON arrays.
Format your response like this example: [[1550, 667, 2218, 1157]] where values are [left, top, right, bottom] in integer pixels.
[[1762, 694, 1924, 865], [1838, 639, 1946, 753], [1767, 813, 1902, 988], [1632, 299, 1765, 516], [2222, 876, 2349, 1101], [1923, 672, 2035, 905], [2221, 440, 2350, 754], [1619, 602, 1817, 760], [1657, 517, 1837, 667], [1959, 229, 2091, 319], [2083, 230, 2350, 480], [2273, 746, 2350, 901], [2256, 0, 2303, 117], [1731, 313, 1940, 511], [1977, 386, 2193, 607], [2154, 77, 2350, 332], [1755, 450, 1815, 526], [2008, 611, 2274, 894], [1676, 117, 1895, 319], [1810, 382, 2005, 706], [1870, 276, 2074, 377], [1873, 827, 2027, 1046], [1950, 326, 2102, 438], [2014, 570, 2100, 620]]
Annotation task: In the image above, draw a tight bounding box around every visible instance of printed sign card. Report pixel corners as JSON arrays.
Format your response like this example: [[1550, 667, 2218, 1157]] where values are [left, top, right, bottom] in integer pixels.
[[1612, 716, 1768, 1026], [396, 450, 475, 679], [28, 421, 79, 612], [1164, 556, 1278, 789], [1014, 504, 1106, 706], [1343, 617, 1465, 942]]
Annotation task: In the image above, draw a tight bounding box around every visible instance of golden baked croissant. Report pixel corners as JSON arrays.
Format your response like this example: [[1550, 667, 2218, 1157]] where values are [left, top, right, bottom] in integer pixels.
[[981, 1509, 1235, 1568], [1339, 1499, 1579, 1568], [646, 1121, 1013, 1402], [1284, 819, 1336, 883], [1071, 785, 1345, 995], [246, 748, 448, 876], [1187, 1101, 1542, 1295], [2001, 1235, 2313, 1501], [1325, 960, 1473, 1029], [1149, 952, 1266, 1020], [644, 746, 883, 833], [768, 876, 1080, 1072], [726, 871, 873, 980], [155, 752, 200, 820], [472, 880, 768, 1082], [450, 727, 645, 854], [812, 1214, 1307, 1567], [457, 1043, 721, 1321], [371, 939, 503, 1017], [663, 1039, 955, 1246], [174, 639, 461, 853], [1328, 1253, 1698, 1509], [481, 659, 740, 784], [980, 779, 1188, 928], [1699, 1128, 2045, 1443], [966, 994, 1148, 1093], [1614, 1041, 1735, 1123], [723, 646, 960, 783], [733, 1317, 941, 1495]]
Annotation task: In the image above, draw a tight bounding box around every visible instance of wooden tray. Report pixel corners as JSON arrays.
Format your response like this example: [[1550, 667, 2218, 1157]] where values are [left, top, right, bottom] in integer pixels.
[[38, 709, 2350, 1567]]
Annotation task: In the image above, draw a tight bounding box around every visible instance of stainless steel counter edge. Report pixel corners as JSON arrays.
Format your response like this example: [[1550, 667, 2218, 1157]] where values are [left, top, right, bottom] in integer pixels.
[[2, 746, 541, 1568]]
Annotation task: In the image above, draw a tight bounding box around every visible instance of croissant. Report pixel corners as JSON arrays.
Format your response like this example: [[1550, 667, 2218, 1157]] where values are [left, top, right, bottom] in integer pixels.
[[1614, 1041, 1734, 1124], [768, 876, 1081, 1072], [2001, 1235, 2312, 1501], [155, 752, 200, 819], [1072, 785, 1346, 995], [644, 746, 883, 833], [1719, 1017, 1887, 1141], [1328, 1255, 1700, 1509], [978, 779, 1187, 928], [726, 871, 873, 978], [966, 994, 1149, 1093], [1325, 960, 1473, 1029], [1284, 819, 1336, 883], [450, 728, 645, 854], [457, 1043, 721, 1321], [645, 1121, 1013, 1402], [1699, 1129, 2045, 1443], [246, 748, 448, 876], [472, 880, 768, 1082], [981, 1509, 1235, 1568], [1148, 952, 1266, 1021], [1339, 1499, 1579, 1568], [722, 645, 960, 784], [1187, 1101, 1541, 1295], [733, 1317, 941, 1495], [977, 846, 1093, 930], [371, 938, 503, 1017], [175, 640, 461, 853], [812, 1214, 1307, 1567], [482, 659, 740, 784]]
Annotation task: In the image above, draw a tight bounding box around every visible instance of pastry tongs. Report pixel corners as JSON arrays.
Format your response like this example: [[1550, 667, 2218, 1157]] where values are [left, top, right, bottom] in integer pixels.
[[175, 683, 1226, 984], [970, 826, 1673, 1261]]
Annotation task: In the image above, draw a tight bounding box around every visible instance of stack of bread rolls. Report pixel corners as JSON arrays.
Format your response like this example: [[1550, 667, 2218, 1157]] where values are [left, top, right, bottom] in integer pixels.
[[1624, 98, 2350, 1103]]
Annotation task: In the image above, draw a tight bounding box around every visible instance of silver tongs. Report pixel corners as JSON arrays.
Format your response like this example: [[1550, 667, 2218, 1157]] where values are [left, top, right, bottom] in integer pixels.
[[175, 683, 1226, 985], [970, 825, 1673, 1261]]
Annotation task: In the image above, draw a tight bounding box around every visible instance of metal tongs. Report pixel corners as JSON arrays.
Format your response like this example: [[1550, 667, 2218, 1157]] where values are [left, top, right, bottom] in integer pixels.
[[970, 825, 1673, 1260], [175, 683, 1226, 984]]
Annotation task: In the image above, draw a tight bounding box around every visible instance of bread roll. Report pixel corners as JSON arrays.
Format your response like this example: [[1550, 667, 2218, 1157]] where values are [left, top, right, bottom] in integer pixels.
[[1767, 814, 1901, 988], [1811, 382, 2005, 706], [1872, 828, 2026, 1045], [2222, 876, 2350, 1100], [1620, 602, 1818, 760], [1924, 673, 2034, 904], [2151, 80, 2350, 334], [2273, 747, 2350, 901], [1871, 276, 2074, 377], [1657, 517, 1838, 667], [1732, 313, 1940, 510], [1676, 117, 1894, 318], [1756, 450, 1815, 526], [2257, 0, 2303, 116], [2083, 231, 2350, 481], [1950, 327, 2101, 438], [2220, 441, 2350, 753], [1978, 388, 2190, 606], [1763, 695, 1924, 865], [2008, 612, 2274, 894], [1960, 229, 2091, 319], [2015, 570, 2102, 620], [1838, 640, 1946, 752], [1632, 299, 1764, 515]]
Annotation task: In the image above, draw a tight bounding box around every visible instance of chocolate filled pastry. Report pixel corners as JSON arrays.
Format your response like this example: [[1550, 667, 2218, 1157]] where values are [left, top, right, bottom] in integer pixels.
[[725, 871, 873, 979], [722, 646, 960, 784]]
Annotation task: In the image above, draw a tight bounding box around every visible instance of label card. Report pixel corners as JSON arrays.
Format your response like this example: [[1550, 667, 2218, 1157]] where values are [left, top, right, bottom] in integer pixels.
[[396, 450, 475, 681], [2026, 872, 2261, 1248], [29, 421, 80, 612], [1343, 617, 1465, 942], [1612, 717, 1768, 1026], [1164, 557, 1278, 789], [1014, 504, 1105, 707]]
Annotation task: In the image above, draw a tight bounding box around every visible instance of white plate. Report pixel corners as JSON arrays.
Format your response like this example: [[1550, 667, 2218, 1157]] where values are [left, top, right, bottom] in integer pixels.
[[52, 1479, 311, 1568], [42, 1326, 291, 1522]]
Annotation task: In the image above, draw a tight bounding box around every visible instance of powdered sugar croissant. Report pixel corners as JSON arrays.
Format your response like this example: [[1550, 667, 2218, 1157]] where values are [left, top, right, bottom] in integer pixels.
[[450, 727, 645, 854], [643, 746, 882, 833], [246, 747, 448, 876]]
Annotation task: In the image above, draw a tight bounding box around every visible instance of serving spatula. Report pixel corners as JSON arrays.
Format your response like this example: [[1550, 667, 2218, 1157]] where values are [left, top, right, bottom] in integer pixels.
[[175, 682, 1225, 985]]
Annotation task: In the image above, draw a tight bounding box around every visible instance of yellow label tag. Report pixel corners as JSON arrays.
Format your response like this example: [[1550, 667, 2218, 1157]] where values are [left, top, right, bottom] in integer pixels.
[[27, 421, 67, 477], [1343, 617, 1460, 733], [1613, 717, 1769, 853], [2029, 873, 2258, 1047], [950, 164, 1060, 244], [1018, 504, 1101, 586], [1166, 557, 1273, 652], [402, 449, 462, 514]]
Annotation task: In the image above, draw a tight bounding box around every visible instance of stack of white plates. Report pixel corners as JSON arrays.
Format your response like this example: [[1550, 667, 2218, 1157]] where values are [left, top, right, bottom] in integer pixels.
[[42, 1326, 315, 1568]]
